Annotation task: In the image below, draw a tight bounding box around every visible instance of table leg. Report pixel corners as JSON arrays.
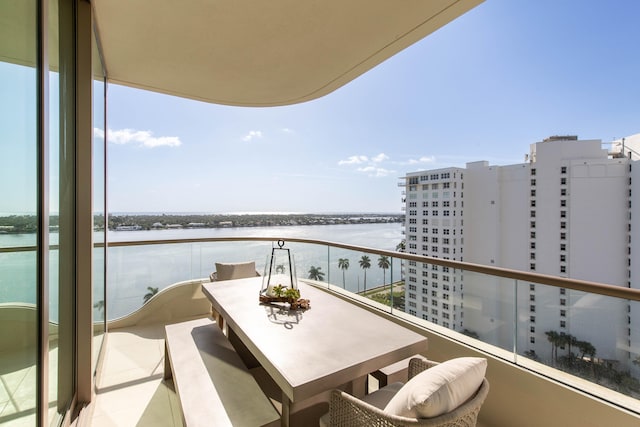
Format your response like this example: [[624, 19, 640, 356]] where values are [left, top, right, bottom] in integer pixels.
[[163, 341, 172, 380], [351, 375, 367, 398], [214, 312, 224, 330], [281, 392, 291, 427]]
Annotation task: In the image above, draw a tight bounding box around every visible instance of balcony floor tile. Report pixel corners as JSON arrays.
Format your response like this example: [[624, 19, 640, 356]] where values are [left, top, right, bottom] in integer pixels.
[[92, 323, 181, 427]]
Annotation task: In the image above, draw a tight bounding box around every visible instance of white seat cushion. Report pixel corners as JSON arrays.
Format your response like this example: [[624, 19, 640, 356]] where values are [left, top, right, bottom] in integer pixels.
[[383, 357, 487, 418], [215, 262, 256, 281], [364, 381, 405, 409]]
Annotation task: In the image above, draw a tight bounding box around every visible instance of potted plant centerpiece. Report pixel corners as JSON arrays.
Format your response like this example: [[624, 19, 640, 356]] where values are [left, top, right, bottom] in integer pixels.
[[259, 240, 310, 309]]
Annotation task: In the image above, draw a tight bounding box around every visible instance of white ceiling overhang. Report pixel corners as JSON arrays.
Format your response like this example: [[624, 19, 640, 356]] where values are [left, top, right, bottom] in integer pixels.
[[92, 0, 483, 107]]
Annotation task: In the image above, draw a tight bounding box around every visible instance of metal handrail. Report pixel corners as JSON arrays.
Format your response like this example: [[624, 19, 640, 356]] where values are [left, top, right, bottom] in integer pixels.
[[3, 236, 640, 301]]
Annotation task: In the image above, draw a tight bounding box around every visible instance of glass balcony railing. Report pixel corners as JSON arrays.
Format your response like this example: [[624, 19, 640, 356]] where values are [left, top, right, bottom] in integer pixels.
[[2, 236, 640, 415], [103, 237, 640, 408], [105, 238, 404, 319]]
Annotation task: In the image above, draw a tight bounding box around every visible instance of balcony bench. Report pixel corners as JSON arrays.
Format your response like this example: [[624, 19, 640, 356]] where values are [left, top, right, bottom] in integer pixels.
[[163, 317, 280, 427]]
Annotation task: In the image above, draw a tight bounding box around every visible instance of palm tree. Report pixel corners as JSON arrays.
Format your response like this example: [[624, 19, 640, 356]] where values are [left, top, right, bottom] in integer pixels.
[[307, 266, 325, 281], [143, 286, 159, 304], [564, 333, 578, 358], [545, 330, 560, 363], [338, 258, 350, 288], [553, 332, 575, 360], [275, 264, 285, 274], [93, 299, 105, 314], [378, 255, 390, 288], [577, 340, 596, 363], [359, 255, 371, 292]]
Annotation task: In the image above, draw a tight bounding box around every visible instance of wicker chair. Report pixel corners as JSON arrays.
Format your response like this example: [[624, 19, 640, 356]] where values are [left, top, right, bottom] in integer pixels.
[[324, 358, 489, 427]]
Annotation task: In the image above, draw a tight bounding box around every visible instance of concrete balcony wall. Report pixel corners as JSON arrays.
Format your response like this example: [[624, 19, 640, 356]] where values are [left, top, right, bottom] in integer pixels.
[[107, 279, 212, 330]]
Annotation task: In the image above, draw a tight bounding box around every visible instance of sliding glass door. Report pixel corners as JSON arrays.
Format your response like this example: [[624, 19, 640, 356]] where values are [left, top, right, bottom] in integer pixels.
[[0, 1, 104, 425]]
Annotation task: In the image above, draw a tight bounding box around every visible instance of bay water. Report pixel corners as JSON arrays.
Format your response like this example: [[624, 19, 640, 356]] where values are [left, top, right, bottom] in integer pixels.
[[0, 222, 403, 320]]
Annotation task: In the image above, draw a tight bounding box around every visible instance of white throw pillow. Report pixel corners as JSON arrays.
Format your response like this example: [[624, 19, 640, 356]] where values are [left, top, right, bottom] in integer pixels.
[[215, 262, 256, 281], [383, 357, 486, 419]]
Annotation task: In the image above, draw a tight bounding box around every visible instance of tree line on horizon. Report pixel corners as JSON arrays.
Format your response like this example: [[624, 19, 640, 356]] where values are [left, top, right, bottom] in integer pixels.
[[0, 213, 403, 233], [108, 213, 402, 230]]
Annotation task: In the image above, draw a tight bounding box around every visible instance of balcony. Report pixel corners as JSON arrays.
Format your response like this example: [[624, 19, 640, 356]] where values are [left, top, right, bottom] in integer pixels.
[[2, 237, 640, 426]]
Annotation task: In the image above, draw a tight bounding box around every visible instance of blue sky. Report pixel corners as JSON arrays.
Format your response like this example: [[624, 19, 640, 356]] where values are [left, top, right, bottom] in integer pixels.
[[3, 1, 640, 215]]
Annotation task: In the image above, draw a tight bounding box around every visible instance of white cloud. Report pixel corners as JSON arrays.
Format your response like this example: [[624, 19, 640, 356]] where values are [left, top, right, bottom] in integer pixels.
[[357, 166, 395, 177], [404, 156, 436, 165], [281, 128, 294, 134], [108, 128, 181, 148], [418, 156, 436, 163], [371, 153, 389, 163], [338, 155, 369, 165], [356, 166, 375, 173], [243, 130, 263, 142], [94, 128, 105, 139], [340, 153, 395, 177]]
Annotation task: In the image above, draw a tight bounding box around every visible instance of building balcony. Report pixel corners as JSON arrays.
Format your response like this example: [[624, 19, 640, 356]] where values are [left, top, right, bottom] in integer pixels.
[[2, 237, 640, 426]]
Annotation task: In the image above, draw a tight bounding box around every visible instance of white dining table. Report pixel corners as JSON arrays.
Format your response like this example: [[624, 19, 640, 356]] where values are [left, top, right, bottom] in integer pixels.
[[202, 277, 428, 427]]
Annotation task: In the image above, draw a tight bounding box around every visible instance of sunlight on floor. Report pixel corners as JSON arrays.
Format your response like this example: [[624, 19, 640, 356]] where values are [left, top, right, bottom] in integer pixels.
[[91, 324, 182, 427], [0, 346, 59, 427]]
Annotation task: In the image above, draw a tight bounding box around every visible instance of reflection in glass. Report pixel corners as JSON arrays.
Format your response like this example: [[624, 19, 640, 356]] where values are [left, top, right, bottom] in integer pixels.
[[0, 1, 38, 424], [49, 0, 61, 422], [518, 282, 639, 399], [92, 30, 106, 372]]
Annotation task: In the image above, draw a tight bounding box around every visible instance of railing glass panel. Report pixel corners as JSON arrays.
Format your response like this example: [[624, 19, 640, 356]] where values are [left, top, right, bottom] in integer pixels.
[[448, 270, 516, 357], [101, 238, 640, 409], [5, 237, 640, 410], [514, 279, 640, 402], [108, 242, 208, 319]]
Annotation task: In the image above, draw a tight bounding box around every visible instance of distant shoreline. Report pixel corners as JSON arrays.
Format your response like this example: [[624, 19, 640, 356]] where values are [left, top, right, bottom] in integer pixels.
[[0, 212, 404, 234]]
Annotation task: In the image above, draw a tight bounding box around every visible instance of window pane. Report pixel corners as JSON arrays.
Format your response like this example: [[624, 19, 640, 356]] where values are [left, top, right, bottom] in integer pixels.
[[0, 1, 38, 425], [92, 29, 106, 371], [49, 0, 63, 423]]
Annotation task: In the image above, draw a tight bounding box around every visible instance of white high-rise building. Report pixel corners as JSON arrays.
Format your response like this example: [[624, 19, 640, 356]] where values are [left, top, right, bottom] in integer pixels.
[[402, 135, 639, 368], [403, 168, 465, 330]]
